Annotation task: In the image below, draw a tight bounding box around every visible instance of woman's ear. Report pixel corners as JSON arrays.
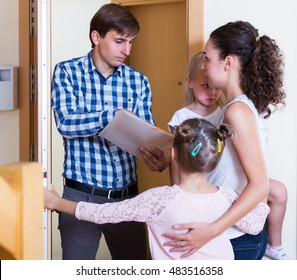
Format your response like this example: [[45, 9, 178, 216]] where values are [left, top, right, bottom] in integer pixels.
[[224, 56, 233, 71]]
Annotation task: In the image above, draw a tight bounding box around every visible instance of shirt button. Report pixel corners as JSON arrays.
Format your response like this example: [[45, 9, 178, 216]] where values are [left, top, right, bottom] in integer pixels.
[[128, 98, 131, 102]]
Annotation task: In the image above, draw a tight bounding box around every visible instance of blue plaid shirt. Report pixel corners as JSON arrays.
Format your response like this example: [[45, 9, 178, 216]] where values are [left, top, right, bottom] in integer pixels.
[[51, 51, 154, 189]]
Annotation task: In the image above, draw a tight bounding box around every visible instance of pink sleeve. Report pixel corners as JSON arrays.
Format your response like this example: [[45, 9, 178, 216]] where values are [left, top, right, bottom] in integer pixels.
[[75, 186, 178, 224], [220, 187, 270, 235], [235, 203, 270, 235]]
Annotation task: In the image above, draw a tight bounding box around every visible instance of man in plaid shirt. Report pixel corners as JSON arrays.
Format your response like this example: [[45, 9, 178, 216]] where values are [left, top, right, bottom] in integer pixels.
[[51, 3, 169, 260]]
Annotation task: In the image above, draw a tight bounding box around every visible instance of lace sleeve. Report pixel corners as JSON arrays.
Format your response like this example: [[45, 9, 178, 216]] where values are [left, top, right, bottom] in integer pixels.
[[75, 186, 179, 224], [235, 203, 270, 235], [220, 187, 270, 235]]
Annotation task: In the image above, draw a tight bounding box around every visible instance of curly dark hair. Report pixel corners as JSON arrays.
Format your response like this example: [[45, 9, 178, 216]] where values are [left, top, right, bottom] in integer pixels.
[[210, 21, 286, 118], [174, 118, 233, 173]]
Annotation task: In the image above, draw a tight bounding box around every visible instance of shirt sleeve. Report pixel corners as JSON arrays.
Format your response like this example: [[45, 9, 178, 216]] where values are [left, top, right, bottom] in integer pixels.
[[235, 203, 270, 235], [220, 187, 270, 235], [134, 75, 155, 125], [75, 186, 178, 224], [167, 110, 185, 132], [51, 63, 116, 139]]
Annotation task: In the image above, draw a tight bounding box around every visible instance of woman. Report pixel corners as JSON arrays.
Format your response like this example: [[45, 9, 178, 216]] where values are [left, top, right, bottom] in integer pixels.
[[162, 21, 285, 260]]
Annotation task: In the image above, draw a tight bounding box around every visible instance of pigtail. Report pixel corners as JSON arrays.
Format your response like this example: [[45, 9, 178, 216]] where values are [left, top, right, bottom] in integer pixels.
[[174, 124, 196, 144], [217, 124, 233, 141]]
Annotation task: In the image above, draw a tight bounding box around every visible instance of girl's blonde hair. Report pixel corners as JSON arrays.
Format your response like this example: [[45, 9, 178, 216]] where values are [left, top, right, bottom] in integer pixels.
[[185, 52, 205, 106], [185, 52, 226, 107]]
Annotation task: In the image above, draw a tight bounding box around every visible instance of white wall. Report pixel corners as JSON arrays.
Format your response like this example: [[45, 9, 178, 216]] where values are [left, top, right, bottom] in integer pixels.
[[0, 0, 19, 164], [204, 0, 297, 259]]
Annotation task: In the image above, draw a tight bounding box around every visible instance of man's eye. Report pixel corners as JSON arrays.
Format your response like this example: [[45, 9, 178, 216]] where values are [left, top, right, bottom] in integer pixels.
[[202, 84, 209, 88]]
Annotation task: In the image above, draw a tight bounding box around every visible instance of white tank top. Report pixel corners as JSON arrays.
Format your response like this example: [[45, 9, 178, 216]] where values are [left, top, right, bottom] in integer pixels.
[[206, 95, 268, 238]]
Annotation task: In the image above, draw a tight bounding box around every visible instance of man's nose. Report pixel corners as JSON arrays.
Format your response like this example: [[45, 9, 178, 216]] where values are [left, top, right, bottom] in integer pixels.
[[121, 43, 131, 56]]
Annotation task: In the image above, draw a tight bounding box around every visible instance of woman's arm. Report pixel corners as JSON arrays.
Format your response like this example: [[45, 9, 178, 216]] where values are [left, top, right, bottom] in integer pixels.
[[163, 103, 269, 257]]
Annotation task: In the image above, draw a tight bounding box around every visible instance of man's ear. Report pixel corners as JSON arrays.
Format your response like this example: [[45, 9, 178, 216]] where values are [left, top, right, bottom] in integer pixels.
[[91, 30, 100, 46]]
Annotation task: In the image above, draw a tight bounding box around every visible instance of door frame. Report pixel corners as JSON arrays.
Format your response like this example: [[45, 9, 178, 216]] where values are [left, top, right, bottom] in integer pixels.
[[19, 0, 52, 260], [112, 0, 204, 59]]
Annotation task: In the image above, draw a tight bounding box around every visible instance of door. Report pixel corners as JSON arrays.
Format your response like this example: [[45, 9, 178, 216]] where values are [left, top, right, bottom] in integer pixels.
[[113, 0, 204, 192], [19, 0, 51, 260], [19, 0, 38, 162], [129, 2, 186, 190]]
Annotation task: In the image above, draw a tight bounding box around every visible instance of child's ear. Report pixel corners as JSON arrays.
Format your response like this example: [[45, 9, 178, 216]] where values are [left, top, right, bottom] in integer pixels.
[[185, 76, 193, 89]]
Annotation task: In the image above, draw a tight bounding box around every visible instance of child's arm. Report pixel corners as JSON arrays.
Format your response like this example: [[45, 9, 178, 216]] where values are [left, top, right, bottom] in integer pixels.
[[75, 186, 178, 224], [235, 203, 270, 235], [44, 186, 77, 215], [221, 187, 270, 235], [169, 157, 179, 185], [44, 185, 179, 224]]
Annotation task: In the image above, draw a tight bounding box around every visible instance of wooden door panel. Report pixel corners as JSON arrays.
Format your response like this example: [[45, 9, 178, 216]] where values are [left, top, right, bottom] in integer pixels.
[[128, 2, 186, 191]]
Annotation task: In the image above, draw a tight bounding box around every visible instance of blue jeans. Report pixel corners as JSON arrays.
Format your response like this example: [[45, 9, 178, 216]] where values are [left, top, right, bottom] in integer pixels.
[[58, 186, 147, 260], [230, 229, 267, 260]]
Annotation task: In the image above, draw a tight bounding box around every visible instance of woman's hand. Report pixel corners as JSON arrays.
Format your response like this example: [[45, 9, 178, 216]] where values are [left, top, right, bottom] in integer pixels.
[[162, 222, 218, 258], [139, 146, 171, 172], [44, 184, 61, 211]]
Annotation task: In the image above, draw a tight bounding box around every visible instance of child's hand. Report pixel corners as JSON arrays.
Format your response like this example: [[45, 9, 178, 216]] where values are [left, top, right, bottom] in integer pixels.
[[44, 184, 61, 211]]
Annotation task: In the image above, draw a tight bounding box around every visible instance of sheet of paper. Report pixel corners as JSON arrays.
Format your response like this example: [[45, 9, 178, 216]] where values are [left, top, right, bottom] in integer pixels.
[[99, 110, 174, 158]]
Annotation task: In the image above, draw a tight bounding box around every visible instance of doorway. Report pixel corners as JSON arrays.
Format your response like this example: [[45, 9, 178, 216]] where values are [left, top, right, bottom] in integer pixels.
[[123, 1, 187, 191]]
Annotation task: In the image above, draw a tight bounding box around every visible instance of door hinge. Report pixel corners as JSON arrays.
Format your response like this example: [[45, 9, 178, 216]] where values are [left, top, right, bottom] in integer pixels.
[[30, 143, 37, 162], [29, 0, 35, 37], [30, 64, 36, 104]]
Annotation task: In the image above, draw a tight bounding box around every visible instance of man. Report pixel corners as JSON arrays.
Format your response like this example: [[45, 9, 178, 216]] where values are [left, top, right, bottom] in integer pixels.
[[51, 3, 169, 260]]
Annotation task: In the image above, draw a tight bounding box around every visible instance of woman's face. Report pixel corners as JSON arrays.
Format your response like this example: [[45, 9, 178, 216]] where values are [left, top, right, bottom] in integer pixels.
[[202, 39, 226, 89]]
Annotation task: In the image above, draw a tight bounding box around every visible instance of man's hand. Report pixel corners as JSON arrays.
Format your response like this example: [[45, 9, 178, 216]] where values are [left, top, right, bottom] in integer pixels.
[[139, 146, 171, 172]]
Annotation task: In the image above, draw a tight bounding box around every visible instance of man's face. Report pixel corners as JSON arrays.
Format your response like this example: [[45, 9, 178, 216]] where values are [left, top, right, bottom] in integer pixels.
[[93, 30, 137, 70]]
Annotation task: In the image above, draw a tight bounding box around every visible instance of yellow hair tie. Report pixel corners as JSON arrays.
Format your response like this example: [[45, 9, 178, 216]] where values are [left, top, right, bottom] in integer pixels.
[[217, 138, 222, 153]]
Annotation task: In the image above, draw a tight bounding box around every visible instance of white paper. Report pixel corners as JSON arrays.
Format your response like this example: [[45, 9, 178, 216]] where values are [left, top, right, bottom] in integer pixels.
[[99, 110, 174, 158]]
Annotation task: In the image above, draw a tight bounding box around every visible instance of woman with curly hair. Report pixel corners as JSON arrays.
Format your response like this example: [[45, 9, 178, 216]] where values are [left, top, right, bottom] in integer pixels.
[[163, 21, 286, 260]]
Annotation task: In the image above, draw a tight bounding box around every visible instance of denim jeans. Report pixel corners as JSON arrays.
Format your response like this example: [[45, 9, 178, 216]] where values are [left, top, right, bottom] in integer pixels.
[[230, 229, 267, 260], [58, 186, 147, 260]]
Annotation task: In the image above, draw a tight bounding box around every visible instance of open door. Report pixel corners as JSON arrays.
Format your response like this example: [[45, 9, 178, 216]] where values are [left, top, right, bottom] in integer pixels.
[[112, 0, 204, 192]]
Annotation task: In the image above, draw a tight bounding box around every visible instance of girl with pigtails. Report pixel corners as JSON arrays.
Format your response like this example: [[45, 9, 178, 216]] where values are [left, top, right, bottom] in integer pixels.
[[44, 118, 269, 260]]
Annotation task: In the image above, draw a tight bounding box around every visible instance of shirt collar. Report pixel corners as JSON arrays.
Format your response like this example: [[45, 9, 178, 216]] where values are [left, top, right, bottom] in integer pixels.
[[84, 51, 122, 78]]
